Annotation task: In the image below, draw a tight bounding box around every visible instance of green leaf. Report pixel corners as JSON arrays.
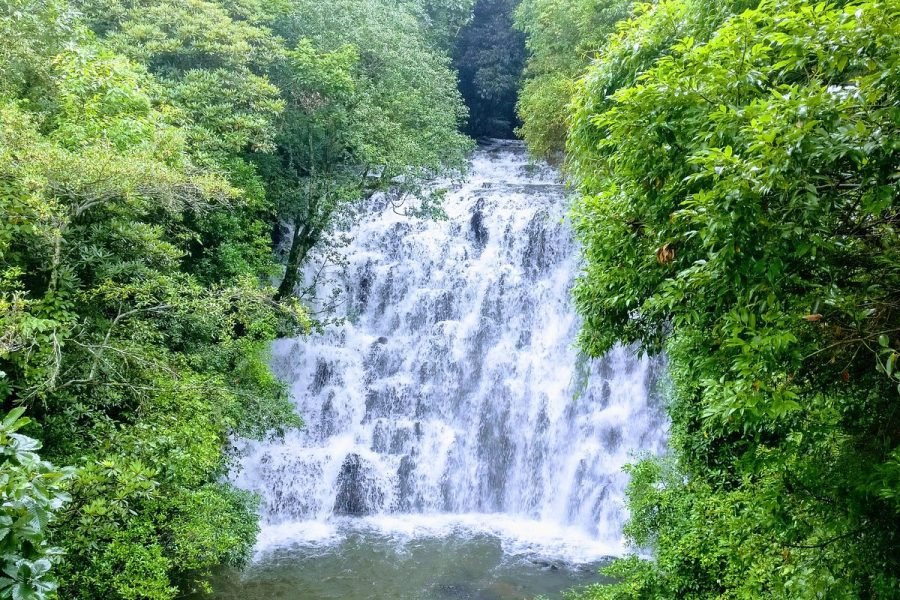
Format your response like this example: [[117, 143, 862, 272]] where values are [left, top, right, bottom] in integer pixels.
[[1, 408, 27, 431]]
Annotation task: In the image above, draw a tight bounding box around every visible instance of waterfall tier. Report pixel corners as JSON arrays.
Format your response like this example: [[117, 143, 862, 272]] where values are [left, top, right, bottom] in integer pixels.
[[232, 140, 667, 561]]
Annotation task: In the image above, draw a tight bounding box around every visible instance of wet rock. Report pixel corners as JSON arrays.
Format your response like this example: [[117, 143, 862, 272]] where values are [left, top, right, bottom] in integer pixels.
[[389, 427, 413, 454], [318, 392, 338, 439], [411, 396, 425, 418], [333, 453, 383, 516], [598, 380, 611, 409], [364, 344, 402, 385], [396, 455, 416, 510], [522, 210, 565, 280], [601, 426, 623, 453], [433, 583, 475, 599], [645, 354, 669, 421], [353, 261, 373, 312], [433, 583, 503, 600], [375, 267, 395, 318], [470, 198, 489, 249], [531, 559, 562, 571], [434, 290, 455, 322], [310, 359, 335, 395], [515, 327, 532, 349], [364, 384, 414, 421], [594, 354, 614, 380], [371, 421, 390, 453]]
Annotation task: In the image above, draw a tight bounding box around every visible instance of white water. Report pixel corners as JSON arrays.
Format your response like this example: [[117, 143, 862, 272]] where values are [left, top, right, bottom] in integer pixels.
[[232, 141, 667, 564]]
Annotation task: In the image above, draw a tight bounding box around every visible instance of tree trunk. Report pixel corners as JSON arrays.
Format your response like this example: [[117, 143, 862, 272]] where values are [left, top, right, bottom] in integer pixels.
[[275, 216, 316, 300]]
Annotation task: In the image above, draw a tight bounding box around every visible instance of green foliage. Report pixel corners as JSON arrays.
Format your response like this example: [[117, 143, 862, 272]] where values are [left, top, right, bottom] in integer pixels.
[[0, 2, 308, 597], [0, 0, 76, 100], [410, 0, 477, 50], [454, 0, 527, 138], [0, 408, 72, 600], [265, 0, 473, 299], [274, 0, 472, 173], [1, 0, 474, 597], [514, 0, 632, 158], [546, 0, 900, 596], [74, 0, 286, 158]]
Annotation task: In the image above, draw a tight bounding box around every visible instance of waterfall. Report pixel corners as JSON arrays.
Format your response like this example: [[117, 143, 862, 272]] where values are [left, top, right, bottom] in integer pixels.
[[232, 140, 668, 562]]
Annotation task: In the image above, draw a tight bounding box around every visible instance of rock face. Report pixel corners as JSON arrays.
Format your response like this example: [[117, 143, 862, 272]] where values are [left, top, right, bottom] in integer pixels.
[[333, 454, 383, 515], [397, 455, 417, 512], [470, 197, 489, 249]]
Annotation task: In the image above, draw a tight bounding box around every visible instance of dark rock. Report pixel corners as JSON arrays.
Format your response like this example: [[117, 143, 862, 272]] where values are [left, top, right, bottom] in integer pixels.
[[470, 198, 489, 249], [397, 455, 416, 510], [371, 421, 390, 453], [601, 426, 622, 453], [521, 210, 563, 280], [354, 261, 373, 312], [333, 453, 383, 516], [433, 583, 481, 600], [310, 359, 334, 394], [598, 379, 611, 409], [390, 427, 413, 454], [318, 392, 338, 439], [532, 559, 562, 571]]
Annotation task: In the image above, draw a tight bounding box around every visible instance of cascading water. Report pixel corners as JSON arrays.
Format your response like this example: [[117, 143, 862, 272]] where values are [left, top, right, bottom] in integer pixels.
[[231, 140, 667, 565]]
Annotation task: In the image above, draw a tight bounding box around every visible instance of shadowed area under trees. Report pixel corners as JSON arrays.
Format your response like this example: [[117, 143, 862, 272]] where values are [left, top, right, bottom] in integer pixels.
[[453, 0, 526, 139]]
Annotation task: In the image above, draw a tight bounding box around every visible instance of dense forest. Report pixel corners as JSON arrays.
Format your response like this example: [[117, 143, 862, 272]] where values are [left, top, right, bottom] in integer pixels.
[[515, 0, 900, 597], [0, 0, 472, 597], [1, 0, 898, 599], [454, 0, 526, 138]]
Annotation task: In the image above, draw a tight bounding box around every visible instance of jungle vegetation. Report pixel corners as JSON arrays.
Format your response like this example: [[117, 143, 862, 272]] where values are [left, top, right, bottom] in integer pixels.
[[516, 0, 900, 597], [454, 0, 527, 138], [3, 0, 899, 598], [0, 0, 471, 597]]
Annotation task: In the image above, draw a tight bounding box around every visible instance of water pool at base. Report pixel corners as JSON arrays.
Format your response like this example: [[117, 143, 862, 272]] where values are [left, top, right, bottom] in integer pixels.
[[212, 519, 613, 600]]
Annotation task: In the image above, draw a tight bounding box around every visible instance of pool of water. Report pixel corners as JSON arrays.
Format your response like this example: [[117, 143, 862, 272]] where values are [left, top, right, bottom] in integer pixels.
[[212, 517, 613, 600]]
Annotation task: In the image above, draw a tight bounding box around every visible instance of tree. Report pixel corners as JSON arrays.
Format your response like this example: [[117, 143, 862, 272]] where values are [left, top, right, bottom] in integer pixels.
[[73, 0, 286, 159], [259, 40, 362, 300], [1, 2, 307, 596], [514, 0, 631, 159], [560, 0, 900, 596], [0, 408, 72, 600], [267, 0, 472, 300], [407, 0, 477, 51], [453, 0, 527, 138]]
